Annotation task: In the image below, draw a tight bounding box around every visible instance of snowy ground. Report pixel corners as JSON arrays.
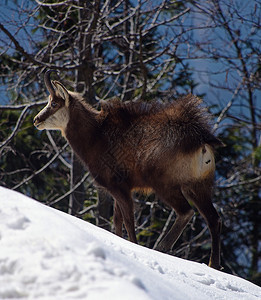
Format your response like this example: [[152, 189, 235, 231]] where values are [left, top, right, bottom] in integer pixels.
[[0, 187, 260, 300]]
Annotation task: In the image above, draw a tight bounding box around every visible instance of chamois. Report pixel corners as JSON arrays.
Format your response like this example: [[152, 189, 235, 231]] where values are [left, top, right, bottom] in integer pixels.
[[34, 70, 223, 269]]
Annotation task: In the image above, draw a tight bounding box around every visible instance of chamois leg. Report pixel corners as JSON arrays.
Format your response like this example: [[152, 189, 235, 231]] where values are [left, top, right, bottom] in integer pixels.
[[113, 201, 123, 237], [181, 185, 222, 270], [112, 191, 137, 243], [154, 190, 194, 252]]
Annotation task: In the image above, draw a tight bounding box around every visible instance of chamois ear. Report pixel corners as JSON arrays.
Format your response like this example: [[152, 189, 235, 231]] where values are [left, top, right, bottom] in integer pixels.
[[52, 81, 70, 107]]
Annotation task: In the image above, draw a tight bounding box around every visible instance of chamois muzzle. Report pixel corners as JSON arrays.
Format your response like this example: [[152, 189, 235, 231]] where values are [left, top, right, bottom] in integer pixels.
[[33, 115, 40, 127], [33, 105, 51, 129]]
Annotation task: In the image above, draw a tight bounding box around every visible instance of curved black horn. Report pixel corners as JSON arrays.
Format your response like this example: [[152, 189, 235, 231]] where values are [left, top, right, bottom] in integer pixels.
[[44, 70, 58, 97]]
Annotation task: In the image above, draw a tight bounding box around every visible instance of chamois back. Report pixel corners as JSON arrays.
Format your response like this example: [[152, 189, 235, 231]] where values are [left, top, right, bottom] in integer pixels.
[[99, 94, 222, 153]]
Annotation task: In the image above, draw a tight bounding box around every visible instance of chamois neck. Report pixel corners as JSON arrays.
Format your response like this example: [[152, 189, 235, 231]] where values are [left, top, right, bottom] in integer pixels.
[[65, 99, 100, 163]]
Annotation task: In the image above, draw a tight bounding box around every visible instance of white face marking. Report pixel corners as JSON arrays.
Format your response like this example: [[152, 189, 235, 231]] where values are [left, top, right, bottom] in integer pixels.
[[34, 97, 69, 133], [38, 106, 69, 131]]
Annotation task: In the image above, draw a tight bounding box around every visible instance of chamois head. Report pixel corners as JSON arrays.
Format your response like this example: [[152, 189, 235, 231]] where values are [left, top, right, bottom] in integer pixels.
[[33, 70, 70, 133]]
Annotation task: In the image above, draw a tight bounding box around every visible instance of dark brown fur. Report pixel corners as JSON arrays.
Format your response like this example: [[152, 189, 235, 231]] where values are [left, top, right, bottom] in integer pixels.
[[34, 87, 223, 269]]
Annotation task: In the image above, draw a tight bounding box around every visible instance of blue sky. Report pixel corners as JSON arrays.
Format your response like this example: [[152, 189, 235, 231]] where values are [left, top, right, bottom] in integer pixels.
[[0, 0, 260, 138]]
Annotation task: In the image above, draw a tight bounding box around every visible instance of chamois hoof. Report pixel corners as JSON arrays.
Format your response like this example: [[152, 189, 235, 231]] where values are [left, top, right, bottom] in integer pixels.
[[154, 243, 169, 254], [208, 262, 224, 271]]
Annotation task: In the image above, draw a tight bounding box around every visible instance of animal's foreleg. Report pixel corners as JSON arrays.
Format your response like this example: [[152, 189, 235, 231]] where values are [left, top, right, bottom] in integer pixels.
[[113, 201, 123, 237], [112, 191, 137, 243]]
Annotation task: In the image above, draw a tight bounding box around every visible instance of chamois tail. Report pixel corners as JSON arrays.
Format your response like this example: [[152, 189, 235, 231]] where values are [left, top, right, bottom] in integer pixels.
[[165, 95, 223, 152]]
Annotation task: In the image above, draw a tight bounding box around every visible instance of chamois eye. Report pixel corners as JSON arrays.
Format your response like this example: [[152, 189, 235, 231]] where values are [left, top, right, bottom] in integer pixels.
[[51, 101, 57, 108]]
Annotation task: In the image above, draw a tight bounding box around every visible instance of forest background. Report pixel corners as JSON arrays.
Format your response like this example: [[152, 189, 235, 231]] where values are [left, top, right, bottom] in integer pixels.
[[0, 0, 260, 286]]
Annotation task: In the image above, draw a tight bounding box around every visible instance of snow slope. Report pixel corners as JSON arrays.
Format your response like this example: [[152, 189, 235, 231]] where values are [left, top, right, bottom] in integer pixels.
[[0, 187, 260, 300]]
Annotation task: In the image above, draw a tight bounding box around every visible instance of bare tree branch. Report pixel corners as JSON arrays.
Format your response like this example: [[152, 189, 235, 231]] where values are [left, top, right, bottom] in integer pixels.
[[0, 105, 29, 150], [48, 171, 90, 206], [12, 143, 69, 190]]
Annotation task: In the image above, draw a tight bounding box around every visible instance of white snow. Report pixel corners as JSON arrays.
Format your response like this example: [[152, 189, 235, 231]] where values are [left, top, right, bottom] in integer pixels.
[[0, 186, 260, 300]]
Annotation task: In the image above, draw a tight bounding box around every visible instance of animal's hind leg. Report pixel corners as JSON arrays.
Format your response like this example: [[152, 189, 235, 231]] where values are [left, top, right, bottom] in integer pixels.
[[154, 189, 194, 253], [181, 184, 222, 270]]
